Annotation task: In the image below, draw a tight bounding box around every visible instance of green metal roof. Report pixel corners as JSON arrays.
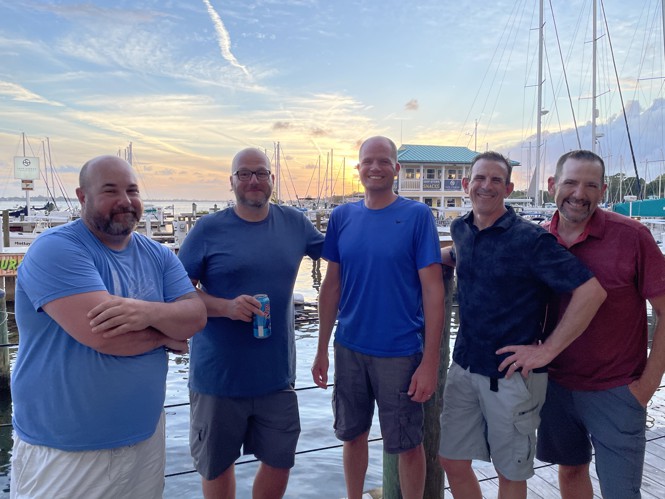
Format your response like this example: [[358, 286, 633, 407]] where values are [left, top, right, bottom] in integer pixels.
[[397, 144, 519, 166]]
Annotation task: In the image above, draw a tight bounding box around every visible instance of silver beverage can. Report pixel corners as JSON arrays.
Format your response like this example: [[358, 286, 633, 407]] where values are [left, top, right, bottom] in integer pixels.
[[253, 294, 271, 339]]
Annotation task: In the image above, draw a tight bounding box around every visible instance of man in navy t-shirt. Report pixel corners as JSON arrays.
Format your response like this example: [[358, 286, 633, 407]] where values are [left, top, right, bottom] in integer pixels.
[[178, 148, 324, 498]]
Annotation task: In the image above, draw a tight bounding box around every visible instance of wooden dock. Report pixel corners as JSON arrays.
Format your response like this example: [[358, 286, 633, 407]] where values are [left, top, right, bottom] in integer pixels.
[[361, 380, 665, 498], [470, 380, 665, 498]]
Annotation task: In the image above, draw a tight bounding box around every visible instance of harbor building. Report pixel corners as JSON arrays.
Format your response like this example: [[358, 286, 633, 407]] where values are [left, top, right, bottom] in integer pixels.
[[396, 144, 520, 220]]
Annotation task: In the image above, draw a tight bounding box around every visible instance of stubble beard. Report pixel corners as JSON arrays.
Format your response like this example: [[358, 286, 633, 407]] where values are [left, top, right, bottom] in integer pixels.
[[87, 209, 139, 236]]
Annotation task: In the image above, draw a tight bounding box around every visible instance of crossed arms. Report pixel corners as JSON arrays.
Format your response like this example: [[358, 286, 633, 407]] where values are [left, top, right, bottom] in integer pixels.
[[43, 290, 206, 356]]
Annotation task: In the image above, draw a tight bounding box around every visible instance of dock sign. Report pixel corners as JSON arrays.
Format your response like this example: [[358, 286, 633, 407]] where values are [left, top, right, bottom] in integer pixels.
[[14, 156, 40, 180]]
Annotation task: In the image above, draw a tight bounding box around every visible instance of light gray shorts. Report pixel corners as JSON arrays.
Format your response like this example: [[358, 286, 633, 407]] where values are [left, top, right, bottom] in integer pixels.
[[190, 388, 300, 480], [439, 362, 547, 481]]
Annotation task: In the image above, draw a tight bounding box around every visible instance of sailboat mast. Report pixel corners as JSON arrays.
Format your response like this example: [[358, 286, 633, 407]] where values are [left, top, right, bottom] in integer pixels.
[[535, 0, 544, 207], [592, 0, 598, 153], [275, 142, 281, 204], [342, 157, 346, 203], [330, 149, 334, 205]]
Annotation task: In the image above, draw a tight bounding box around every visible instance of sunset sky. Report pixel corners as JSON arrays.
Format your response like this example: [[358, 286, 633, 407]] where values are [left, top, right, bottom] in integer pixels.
[[0, 0, 663, 202]]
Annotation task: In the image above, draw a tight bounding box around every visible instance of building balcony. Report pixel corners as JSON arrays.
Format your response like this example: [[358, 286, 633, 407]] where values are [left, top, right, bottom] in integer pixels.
[[399, 178, 463, 192]]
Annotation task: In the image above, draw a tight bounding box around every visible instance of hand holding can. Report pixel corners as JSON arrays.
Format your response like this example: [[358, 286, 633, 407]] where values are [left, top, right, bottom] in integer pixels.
[[253, 294, 271, 339]]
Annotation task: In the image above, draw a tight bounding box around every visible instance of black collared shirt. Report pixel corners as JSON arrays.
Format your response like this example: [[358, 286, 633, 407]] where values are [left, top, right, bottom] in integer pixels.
[[452, 206, 593, 378]]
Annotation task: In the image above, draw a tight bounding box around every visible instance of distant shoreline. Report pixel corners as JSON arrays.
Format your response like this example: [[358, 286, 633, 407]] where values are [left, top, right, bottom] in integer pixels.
[[0, 196, 227, 203]]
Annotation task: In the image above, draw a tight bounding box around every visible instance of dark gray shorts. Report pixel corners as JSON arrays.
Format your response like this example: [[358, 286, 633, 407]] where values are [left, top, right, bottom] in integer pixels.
[[189, 389, 300, 480], [333, 343, 424, 454], [537, 380, 646, 499]]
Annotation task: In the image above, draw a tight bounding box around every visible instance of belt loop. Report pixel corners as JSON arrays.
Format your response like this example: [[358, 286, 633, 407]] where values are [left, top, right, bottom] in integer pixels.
[[490, 377, 499, 392]]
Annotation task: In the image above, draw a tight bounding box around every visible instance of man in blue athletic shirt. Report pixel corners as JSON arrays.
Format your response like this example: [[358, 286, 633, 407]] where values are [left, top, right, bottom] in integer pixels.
[[178, 147, 324, 499], [312, 136, 445, 499], [10, 155, 206, 499]]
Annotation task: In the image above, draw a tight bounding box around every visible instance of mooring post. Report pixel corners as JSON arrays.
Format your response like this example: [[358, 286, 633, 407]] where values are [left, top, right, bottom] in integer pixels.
[[0, 288, 9, 392], [383, 263, 454, 498], [2, 210, 9, 248], [315, 211, 322, 232]]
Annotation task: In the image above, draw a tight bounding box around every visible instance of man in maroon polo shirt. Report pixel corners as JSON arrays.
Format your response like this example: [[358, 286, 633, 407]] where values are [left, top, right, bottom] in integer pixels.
[[536, 150, 665, 499]]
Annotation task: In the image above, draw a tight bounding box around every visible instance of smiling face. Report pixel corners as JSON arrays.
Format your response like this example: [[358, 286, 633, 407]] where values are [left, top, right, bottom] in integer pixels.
[[549, 157, 606, 225], [77, 156, 143, 244], [357, 137, 400, 194], [230, 148, 274, 209], [464, 158, 513, 224]]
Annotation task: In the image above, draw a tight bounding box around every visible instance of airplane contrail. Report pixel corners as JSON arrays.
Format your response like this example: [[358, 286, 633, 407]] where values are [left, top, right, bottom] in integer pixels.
[[202, 0, 251, 79]]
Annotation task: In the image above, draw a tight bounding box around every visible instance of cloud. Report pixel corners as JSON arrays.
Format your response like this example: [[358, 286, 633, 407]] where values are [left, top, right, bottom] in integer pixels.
[[310, 127, 329, 137], [273, 121, 291, 130], [405, 99, 419, 111], [0, 81, 64, 106], [202, 0, 252, 79]]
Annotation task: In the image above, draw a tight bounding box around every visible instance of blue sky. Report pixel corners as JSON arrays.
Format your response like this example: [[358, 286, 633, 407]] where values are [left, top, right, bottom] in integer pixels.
[[0, 0, 663, 201]]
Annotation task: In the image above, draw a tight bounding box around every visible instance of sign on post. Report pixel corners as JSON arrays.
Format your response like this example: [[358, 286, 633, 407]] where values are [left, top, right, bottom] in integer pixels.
[[13, 157, 40, 180], [20, 180, 34, 191]]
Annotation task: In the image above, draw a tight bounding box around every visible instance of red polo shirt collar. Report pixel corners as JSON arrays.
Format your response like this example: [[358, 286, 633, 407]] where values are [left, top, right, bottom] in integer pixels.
[[548, 208, 606, 247]]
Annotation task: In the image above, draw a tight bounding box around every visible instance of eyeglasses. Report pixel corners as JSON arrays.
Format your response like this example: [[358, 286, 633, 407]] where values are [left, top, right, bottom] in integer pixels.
[[233, 169, 271, 181]]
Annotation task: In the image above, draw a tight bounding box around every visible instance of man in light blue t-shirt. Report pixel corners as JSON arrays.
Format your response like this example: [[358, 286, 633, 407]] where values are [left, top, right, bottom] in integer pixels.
[[178, 148, 324, 499], [10, 156, 206, 499], [311, 136, 445, 499]]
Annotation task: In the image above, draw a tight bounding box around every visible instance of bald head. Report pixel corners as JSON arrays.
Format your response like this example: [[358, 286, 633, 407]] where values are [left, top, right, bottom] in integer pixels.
[[359, 136, 398, 163], [79, 155, 134, 190], [231, 148, 271, 173]]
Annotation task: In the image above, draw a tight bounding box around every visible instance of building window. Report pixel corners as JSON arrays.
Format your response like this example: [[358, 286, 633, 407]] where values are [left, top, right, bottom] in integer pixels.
[[424, 198, 433, 207], [446, 198, 456, 208], [426, 168, 436, 179], [447, 168, 463, 180], [405, 168, 421, 180]]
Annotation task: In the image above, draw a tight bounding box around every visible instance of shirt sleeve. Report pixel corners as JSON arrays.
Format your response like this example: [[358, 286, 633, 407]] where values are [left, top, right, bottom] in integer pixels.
[[636, 224, 665, 300], [19, 231, 107, 311], [177, 217, 206, 281], [302, 212, 325, 260], [161, 246, 196, 302], [321, 208, 340, 263], [531, 231, 594, 293], [414, 205, 442, 269]]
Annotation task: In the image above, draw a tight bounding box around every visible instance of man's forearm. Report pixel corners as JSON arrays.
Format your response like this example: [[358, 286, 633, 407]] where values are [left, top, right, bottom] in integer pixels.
[[148, 292, 206, 339], [93, 327, 170, 356], [317, 279, 339, 355]]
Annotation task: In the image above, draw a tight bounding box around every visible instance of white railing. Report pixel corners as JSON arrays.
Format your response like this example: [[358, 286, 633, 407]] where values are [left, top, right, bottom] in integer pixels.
[[400, 179, 422, 190]]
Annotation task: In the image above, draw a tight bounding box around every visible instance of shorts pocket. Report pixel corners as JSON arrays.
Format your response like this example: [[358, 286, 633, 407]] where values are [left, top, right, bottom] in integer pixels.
[[618, 384, 648, 411], [189, 423, 208, 466], [512, 405, 538, 465], [397, 392, 423, 451], [513, 402, 540, 435]]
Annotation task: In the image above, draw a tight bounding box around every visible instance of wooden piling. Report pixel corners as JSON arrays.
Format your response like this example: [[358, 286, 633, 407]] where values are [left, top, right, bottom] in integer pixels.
[[2, 210, 8, 248], [382, 264, 454, 498], [0, 288, 9, 392]]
